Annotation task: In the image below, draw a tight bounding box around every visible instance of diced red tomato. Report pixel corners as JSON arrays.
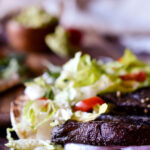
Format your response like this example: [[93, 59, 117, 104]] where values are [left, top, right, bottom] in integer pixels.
[[66, 28, 83, 45], [74, 96, 105, 112], [118, 57, 123, 63], [39, 97, 48, 101], [119, 72, 146, 82]]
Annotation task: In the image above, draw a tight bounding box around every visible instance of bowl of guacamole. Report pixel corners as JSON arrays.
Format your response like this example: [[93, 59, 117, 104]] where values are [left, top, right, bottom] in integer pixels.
[[6, 6, 58, 52]]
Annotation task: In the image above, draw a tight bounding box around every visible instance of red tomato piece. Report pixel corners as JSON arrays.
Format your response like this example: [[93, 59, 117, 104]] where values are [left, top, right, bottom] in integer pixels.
[[39, 97, 48, 101], [119, 72, 146, 82], [74, 96, 105, 112], [118, 57, 123, 63]]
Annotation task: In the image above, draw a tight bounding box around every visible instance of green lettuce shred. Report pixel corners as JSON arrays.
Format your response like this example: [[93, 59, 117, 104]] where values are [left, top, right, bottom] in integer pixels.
[[72, 103, 108, 122], [6, 139, 63, 150], [34, 101, 56, 129], [75, 54, 102, 87], [56, 52, 103, 88], [6, 128, 15, 141], [23, 100, 57, 130], [104, 49, 150, 75], [45, 26, 77, 58]]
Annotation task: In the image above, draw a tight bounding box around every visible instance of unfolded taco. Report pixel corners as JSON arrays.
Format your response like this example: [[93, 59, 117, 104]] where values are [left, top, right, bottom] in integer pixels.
[[6, 50, 150, 150]]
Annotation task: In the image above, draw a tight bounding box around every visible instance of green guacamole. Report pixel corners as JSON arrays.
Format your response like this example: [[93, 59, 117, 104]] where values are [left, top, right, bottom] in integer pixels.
[[14, 6, 58, 28]]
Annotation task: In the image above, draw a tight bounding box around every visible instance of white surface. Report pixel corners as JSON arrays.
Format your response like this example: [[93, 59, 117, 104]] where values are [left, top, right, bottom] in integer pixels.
[[120, 36, 150, 53], [1, 0, 150, 53], [44, 0, 150, 35], [1, 0, 150, 35], [0, 0, 42, 19], [65, 143, 150, 150]]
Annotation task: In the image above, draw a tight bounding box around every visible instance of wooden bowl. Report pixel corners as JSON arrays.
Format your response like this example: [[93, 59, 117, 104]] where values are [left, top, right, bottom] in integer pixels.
[[6, 20, 58, 53]]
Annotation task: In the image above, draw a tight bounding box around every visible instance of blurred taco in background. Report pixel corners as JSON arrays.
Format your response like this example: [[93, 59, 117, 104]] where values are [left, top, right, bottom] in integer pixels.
[[0, 53, 31, 92]]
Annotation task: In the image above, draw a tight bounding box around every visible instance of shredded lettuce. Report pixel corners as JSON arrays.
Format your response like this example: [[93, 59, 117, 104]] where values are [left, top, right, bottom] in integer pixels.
[[43, 61, 61, 76], [104, 49, 150, 75], [44, 88, 55, 100], [25, 76, 50, 88], [54, 50, 150, 101], [24, 50, 150, 103], [56, 52, 102, 88], [120, 49, 145, 67], [23, 100, 57, 130], [24, 84, 47, 100], [76, 54, 102, 86], [25, 74, 56, 100], [72, 103, 108, 122], [56, 52, 81, 88], [101, 49, 150, 92], [16, 99, 73, 140], [6, 139, 63, 150], [6, 121, 63, 150], [34, 101, 56, 129], [23, 100, 35, 127], [6, 128, 15, 141], [24, 62, 61, 100]]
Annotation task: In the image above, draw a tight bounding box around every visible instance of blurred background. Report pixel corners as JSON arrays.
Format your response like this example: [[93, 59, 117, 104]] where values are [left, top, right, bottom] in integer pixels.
[[1, 0, 150, 58], [0, 0, 150, 149]]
